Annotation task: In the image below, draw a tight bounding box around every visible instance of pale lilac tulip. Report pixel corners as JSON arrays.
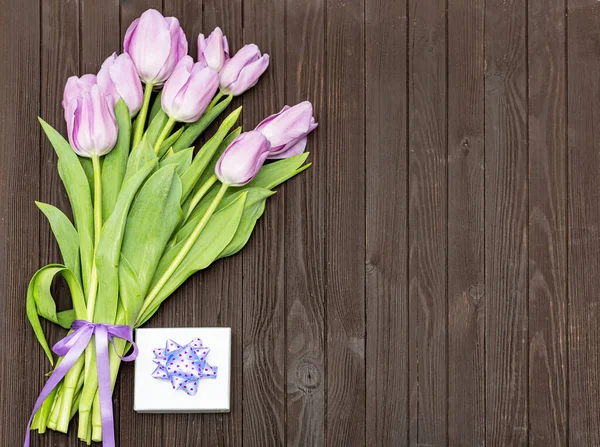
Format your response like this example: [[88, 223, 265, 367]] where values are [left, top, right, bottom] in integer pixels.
[[64, 84, 118, 157], [219, 44, 269, 96], [123, 9, 188, 86], [62, 74, 97, 120], [198, 27, 229, 71], [161, 56, 220, 123], [255, 101, 318, 159], [215, 131, 271, 186], [97, 53, 144, 116]]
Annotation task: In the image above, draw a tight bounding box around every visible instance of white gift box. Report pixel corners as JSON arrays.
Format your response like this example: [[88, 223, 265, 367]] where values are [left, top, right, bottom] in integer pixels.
[[134, 327, 231, 413]]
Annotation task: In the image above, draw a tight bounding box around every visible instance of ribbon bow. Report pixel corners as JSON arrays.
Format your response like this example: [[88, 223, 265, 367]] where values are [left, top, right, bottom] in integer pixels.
[[25, 320, 138, 447], [151, 338, 217, 395]]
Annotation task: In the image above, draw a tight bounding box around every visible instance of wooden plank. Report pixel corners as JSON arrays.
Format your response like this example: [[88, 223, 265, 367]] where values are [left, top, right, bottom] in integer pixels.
[[567, 1, 600, 445], [197, 1, 244, 445], [0, 0, 41, 445], [37, 1, 81, 443], [528, 0, 568, 445], [407, 0, 447, 444], [446, 0, 485, 445], [364, 0, 408, 445], [484, 0, 529, 444], [241, 1, 287, 445], [324, 0, 366, 445], [284, 0, 326, 446]]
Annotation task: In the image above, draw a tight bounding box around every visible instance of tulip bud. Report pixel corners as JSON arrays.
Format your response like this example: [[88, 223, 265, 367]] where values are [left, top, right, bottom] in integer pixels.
[[198, 27, 229, 72], [215, 131, 271, 186], [219, 44, 269, 96], [62, 74, 97, 120], [97, 53, 144, 116], [64, 84, 118, 157], [161, 56, 220, 123], [123, 9, 188, 86], [255, 101, 318, 159]]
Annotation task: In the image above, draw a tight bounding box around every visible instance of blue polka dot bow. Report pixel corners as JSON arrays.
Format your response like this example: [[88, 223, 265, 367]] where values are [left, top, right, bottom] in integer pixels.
[[151, 338, 218, 395]]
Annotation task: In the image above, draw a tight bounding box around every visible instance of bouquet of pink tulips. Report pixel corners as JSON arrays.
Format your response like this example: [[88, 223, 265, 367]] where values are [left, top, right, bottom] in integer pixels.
[[25, 9, 316, 446]]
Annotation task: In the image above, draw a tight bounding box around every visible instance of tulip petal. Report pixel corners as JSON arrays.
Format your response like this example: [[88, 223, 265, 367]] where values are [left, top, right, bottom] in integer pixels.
[[268, 137, 308, 160], [126, 10, 172, 83], [226, 54, 269, 96]]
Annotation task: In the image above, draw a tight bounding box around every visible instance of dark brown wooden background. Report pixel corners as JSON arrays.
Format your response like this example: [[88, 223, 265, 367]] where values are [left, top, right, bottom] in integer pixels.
[[2, 0, 600, 445]]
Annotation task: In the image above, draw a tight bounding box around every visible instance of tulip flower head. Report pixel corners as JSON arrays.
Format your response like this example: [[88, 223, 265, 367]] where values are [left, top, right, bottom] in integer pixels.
[[255, 101, 318, 159], [64, 84, 118, 157], [219, 44, 269, 96], [215, 131, 271, 186], [124, 9, 188, 86], [62, 74, 97, 120], [97, 53, 144, 116], [198, 27, 229, 72], [161, 56, 220, 123]]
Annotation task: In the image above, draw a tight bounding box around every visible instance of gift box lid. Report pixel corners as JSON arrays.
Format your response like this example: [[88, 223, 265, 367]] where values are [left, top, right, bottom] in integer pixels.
[[134, 327, 231, 413]]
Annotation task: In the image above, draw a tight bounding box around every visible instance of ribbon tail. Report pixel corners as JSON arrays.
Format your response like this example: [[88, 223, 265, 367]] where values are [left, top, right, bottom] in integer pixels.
[[95, 325, 116, 447], [24, 328, 92, 447]]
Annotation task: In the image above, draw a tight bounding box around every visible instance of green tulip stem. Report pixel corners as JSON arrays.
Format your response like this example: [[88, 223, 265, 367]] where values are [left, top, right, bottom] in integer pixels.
[[185, 174, 218, 222], [207, 90, 225, 112], [133, 82, 154, 148], [153, 116, 177, 154], [136, 182, 229, 324], [86, 154, 103, 320]]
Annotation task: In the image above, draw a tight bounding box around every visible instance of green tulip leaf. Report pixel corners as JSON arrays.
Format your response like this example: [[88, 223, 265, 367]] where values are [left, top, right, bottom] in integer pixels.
[[121, 164, 183, 299], [123, 135, 157, 184], [180, 127, 242, 218], [26, 264, 86, 365], [245, 153, 310, 190], [36, 201, 81, 280], [176, 187, 273, 246], [157, 127, 184, 158], [102, 99, 132, 220], [118, 253, 142, 327], [137, 192, 247, 326], [218, 198, 268, 259], [148, 91, 163, 123], [144, 109, 168, 148], [93, 159, 157, 323], [160, 146, 193, 176], [39, 118, 94, 299], [179, 106, 242, 202], [79, 156, 95, 197], [172, 94, 234, 153]]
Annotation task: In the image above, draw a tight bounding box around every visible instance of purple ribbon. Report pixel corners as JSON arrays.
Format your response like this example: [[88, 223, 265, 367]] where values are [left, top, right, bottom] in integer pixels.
[[24, 320, 138, 447]]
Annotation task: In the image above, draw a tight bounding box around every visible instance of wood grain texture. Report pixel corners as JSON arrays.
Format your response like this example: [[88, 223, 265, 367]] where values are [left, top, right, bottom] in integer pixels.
[[241, 0, 287, 445], [37, 1, 80, 443], [447, 0, 485, 445], [365, 1, 409, 446], [198, 1, 244, 445], [567, 1, 600, 445], [4, 1, 600, 445], [528, 0, 568, 445], [484, 0, 529, 444], [324, 0, 366, 445], [0, 0, 41, 445], [284, 0, 326, 446], [407, 0, 447, 444]]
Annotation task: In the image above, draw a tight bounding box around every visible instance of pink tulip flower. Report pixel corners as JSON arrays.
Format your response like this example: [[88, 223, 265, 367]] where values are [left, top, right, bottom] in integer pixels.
[[215, 131, 271, 186], [62, 74, 97, 121], [198, 27, 229, 72], [219, 44, 269, 96], [64, 84, 118, 157], [97, 53, 144, 116], [123, 9, 188, 86], [161, 56, 220, 123], [255, 101, 317, 159]]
